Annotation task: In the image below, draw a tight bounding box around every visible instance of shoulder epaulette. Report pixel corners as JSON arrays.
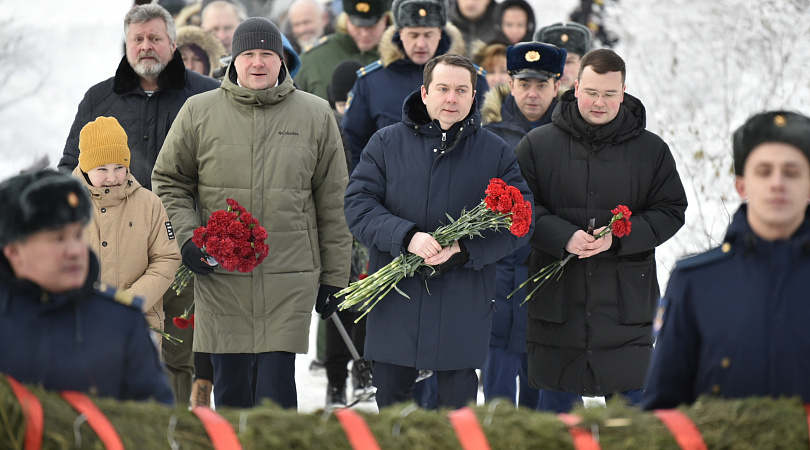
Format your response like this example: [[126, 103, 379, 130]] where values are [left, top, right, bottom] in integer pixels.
[[473, 63, 487, 76], [96, 282, 144, 311], [356, 60, 383, 78], [303, 35, 331, 54], [674, 242, 734, 271]]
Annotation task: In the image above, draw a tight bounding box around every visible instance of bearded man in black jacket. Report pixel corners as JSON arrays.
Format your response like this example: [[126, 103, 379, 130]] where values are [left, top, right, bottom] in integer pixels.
[[515, 48, 687, 412]]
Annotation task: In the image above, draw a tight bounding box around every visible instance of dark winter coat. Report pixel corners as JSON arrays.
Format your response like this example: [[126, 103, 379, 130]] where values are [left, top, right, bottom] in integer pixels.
[[59, 50, 220, 190], [449, 0, 500, 52], [341, 24, 489, 170], [0, 251, 174, 405], [515, 90, 687, 396], [344, 89, 534, 370], [482, 83, 555, 353], [642, 205, 810, 409]]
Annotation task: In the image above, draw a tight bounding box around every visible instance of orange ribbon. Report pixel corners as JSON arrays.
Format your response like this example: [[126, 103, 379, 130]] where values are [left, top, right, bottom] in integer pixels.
[[192, 406, 243, 450], [653, 409, 707, 450], [558, 413, 601, 450], [335, 407, 381, 450], [5, 375, 43, 450], [448, 407, 491, 450], [60, 391, 124, 450]]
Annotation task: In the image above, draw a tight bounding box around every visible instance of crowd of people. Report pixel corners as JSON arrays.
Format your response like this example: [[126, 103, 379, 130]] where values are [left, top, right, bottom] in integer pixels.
[[2, 0, 809, 422]]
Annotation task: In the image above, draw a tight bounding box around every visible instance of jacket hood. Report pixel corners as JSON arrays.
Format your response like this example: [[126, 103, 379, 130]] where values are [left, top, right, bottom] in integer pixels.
[[281, 33, 301, 78], [552, 88, 647, 145], [379, 22, 467, 67], [176, 25, 227, 77], [725, 204, 810, 255], [494, 0, 536, 43], [113, 49, 188, 94], [223, 61, 295, 106], [480, 83, 511, 124]]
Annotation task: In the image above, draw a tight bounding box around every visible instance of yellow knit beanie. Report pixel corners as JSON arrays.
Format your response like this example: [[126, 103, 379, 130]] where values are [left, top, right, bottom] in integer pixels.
[[78, 116, 130, 172]]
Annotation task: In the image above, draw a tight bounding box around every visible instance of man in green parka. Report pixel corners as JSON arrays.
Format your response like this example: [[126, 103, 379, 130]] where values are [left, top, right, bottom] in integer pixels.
[[152, 17, 352, 409], [294, 0, 391, 100]]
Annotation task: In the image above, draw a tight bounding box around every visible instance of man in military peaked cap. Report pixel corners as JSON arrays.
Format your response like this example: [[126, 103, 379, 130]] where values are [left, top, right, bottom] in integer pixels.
[[642, 111, 810, 409], [535, 22, 591, 94], [295, 0, 391, 100], [479, 41, 565, 409], [0, 169, 174, 405]]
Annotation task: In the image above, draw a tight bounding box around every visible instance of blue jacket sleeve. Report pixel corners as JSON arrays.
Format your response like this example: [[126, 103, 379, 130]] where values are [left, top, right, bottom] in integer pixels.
[[641, 268, 699, 410], [344, 130, 417, 257], [342, 78, 376, 172]]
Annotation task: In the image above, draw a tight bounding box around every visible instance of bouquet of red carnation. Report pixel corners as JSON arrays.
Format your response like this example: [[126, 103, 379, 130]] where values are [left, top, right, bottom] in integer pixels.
[[171, 199, 269, 295], [512, 204, 632, 304], [336, 178, 532, 321]]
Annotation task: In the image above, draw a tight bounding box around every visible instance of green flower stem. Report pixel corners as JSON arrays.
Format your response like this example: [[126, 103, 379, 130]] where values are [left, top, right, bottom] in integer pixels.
[[513, 211, 626, 304], [337, 201, 516, 320]]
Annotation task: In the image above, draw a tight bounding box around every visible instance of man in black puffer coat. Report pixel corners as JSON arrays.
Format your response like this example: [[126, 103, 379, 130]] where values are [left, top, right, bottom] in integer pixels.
[[515, 49, 687, 412], [59, 4, 220, 190]]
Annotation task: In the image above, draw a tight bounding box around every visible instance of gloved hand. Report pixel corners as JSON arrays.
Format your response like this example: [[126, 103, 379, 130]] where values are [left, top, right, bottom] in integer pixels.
[[181, 240, 215, 276], [417, 252, 464, 281], [417, 241, 469, 281], [315, 284, 342, 320]]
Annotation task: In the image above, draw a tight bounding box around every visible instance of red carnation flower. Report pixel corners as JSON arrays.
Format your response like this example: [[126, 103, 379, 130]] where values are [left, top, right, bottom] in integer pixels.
[[173, 316, 191, 329], [611, 205, 632, 219], [611, 218, 632, 238]]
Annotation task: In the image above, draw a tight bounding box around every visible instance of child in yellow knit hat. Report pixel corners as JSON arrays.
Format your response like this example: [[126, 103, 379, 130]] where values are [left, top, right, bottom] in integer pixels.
[[73, 116, 181, 351]]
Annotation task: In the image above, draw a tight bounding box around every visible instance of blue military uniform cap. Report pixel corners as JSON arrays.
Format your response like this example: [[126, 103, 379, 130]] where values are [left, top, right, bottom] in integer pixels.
[[506, 41, 567, 80]]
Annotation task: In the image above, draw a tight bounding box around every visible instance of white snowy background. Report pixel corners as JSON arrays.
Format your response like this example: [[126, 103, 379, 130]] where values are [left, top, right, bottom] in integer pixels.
[[1, 0, 809, 412]]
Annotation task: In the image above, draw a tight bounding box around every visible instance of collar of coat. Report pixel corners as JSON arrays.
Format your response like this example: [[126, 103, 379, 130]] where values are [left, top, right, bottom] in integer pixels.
[[725, 204, 810, 257], [113, 49, 188, 95], [222, 61, 295, 106], [552, 89, 647, 145], [0, 248, 101, 315], [481, 83, 556, 131], [402, 88, 480, 152], [72, 166, 140, 204], [378, 23, 466, 68]]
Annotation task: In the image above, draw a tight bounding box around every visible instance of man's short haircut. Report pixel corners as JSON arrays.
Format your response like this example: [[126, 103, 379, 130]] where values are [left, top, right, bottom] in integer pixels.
[[577, 48, 626, 85], [125, 3, 178, 44], [423, 54, 477, 92]]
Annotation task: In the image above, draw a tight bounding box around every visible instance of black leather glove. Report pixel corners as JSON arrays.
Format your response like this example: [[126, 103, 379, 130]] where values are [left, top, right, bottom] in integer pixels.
[[417, 241, 470, 281], [181, 240, 215, 276], [315, 284, 342, 320]]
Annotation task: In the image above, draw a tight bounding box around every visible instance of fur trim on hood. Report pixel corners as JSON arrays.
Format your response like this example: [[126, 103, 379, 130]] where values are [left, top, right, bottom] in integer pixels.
[[176, 25, 227, 77], [378, 22, 466, 67], [481, 83, 511, 125]]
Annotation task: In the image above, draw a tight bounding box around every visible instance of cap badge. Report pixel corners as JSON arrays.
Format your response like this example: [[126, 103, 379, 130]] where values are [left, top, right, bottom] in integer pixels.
[[356, 2, 370, 13], [525, 51, 540, 62], [561, 33, 569, 42], [67, 192, 79, 208], [419, 8, 427, 16], [774, 114, 787, 127]]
